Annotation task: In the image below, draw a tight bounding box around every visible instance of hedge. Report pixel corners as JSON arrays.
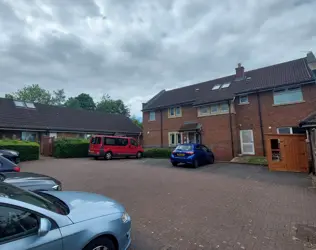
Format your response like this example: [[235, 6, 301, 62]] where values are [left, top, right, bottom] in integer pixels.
[[53, 138, 89, 158], [0, 140, 40, 161], [143, 148, 173, 158]]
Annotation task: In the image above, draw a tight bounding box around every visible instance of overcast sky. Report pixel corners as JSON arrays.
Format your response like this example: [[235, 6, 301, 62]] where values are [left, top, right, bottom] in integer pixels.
[[0, 0, 315, 117]]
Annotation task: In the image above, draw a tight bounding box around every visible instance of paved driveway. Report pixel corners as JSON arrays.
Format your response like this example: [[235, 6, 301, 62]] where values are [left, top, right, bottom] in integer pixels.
[[21, 158, 316, 250]]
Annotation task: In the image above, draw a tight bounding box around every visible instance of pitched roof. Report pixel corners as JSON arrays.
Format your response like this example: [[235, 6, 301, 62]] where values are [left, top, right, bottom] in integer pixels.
[[143, 56, 315, 110], [0, 98, 142, 134], [299, 111, 316, 127]]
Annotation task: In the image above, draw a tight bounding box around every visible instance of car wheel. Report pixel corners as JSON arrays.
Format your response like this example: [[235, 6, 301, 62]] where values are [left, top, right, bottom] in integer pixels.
[[209, 155, 215, 164], [136, 151, 142, 159], [193, 159, 199, 168], [83, 237, 115, 250], [172, 162, 178, 166], [104, 152, 113, 160]]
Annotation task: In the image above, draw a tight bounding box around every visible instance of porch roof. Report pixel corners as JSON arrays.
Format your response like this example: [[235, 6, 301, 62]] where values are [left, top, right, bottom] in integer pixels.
[[299, 111, 316, 128], [179, 123, 201, 132]]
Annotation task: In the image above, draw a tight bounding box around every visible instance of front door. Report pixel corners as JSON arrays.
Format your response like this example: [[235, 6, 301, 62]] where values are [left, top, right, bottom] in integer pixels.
[[240, 130, 255, 155]]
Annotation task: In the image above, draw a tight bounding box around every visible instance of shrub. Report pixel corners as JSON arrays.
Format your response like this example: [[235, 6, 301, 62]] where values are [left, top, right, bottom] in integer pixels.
[[143, 148, 173, 158], [0, 140, 39, 161], [53, 138, 90, 158]]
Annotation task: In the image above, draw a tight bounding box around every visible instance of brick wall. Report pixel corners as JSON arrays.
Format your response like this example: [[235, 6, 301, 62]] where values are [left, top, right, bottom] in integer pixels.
[[143, 84, 316, 161]]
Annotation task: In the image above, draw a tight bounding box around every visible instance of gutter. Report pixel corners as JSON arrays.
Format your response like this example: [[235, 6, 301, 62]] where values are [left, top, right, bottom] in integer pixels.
[[141, 100, 196, 112]]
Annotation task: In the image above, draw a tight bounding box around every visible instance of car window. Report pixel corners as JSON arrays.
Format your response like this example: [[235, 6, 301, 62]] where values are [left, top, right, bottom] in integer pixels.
[[175, 144, 192, 151], [116, 138, 128, 146], [90, 137, 101, 144], [0, 205, 39, 243], [0, 183, 68, 215], [104, 137, 116, 145], [130, 139, 138, 146], [195, 144, 201, 150], [201, 145, 209, 152]]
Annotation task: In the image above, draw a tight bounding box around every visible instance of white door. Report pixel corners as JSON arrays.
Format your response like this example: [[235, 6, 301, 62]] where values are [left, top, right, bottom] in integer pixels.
[[240, 130, 255, 155]]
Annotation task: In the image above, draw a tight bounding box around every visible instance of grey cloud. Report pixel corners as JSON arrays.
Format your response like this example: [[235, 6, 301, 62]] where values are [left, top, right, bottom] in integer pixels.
[[0, 0, 315, 116]]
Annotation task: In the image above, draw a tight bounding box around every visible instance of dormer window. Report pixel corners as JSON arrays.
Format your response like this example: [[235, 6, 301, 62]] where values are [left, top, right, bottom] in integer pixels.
[[212, 84, 221, 90], [14, 101, 36, 109]]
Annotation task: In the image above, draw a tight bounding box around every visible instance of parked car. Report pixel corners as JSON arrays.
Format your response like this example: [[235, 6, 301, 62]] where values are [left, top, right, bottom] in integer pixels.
[[89, 135, 144, 160], [0, 172, 62, 192], [170, 143, 215, 168], [0, 155, 20, 172], [0, 149, 20, 163], [0, 182, 131, 250]]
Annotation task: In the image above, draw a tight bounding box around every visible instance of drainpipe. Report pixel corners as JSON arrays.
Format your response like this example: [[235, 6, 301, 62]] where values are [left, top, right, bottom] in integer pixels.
[[228, 100, 235, 158], [308, 129, 315, 174], [256, 92, 266, 156], [160, 109, 163, 148]]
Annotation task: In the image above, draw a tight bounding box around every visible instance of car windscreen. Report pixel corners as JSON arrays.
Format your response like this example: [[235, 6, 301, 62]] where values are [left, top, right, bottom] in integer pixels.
[[175, 144, 193, 151], [0, 183, 68, 215]]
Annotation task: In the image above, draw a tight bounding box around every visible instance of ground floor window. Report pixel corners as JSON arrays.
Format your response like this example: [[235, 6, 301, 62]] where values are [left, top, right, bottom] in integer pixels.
[[21, 131, 37, 142], [277, 127, 306, 134], [168, 132, 181, 146]]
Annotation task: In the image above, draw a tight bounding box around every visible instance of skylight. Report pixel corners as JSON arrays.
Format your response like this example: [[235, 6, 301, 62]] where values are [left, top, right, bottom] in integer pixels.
[[25, 102, 35, 108], [14, 101, 36, 109], [212, 84, 221, 90], [221, 82, 231, 88], [14, 101, 26, 108]]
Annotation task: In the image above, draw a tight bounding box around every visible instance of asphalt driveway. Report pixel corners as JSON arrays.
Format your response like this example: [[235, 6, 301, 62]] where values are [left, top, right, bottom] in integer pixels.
[[21, 157, 316, 250]]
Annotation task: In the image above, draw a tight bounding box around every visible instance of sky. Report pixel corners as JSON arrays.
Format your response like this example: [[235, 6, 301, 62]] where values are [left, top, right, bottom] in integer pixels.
[[0, 0, 316, 118]]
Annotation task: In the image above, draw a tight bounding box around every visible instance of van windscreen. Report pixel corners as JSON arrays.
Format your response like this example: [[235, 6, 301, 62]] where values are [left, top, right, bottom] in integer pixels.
[[91, 137, 101, 144]]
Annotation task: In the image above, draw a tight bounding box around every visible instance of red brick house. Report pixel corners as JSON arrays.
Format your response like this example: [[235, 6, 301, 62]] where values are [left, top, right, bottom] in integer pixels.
[[142, 52, 316, 161]]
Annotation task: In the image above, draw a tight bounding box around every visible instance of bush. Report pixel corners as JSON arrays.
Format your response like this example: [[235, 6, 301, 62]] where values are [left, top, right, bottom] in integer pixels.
[[53, 138, 89, 158], [143, 148, 173, 158], [0, 140, 39, 161]]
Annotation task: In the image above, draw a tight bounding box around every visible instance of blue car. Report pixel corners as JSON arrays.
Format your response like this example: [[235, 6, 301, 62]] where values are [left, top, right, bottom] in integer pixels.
[[170, 143, 215, 168], [0, 182, 131, 250]]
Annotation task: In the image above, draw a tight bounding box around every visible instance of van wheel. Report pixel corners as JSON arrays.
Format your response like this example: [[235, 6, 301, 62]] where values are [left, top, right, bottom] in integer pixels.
[[105, 152, 113, 160], [136, 152, 142, 159]]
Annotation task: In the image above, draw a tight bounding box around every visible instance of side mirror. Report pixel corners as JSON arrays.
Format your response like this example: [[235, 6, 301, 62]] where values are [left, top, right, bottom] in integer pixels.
[[38, 218, 51, 237]]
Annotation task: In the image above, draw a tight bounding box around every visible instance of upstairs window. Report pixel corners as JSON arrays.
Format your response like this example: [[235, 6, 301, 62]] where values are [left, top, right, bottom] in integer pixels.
[[221, 82, 231, 88], [168, 107, 182, 118], [198, 106, 210, 116], [14, 101, 36, 109], [212, 84, 221, 90], [239, 95, 249, 104], [273, 87, 303, 105], [149, 111, 155, 121]]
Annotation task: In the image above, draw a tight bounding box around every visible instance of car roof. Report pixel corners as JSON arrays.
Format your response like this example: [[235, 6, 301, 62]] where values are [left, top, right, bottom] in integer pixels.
[[92, 135, 133, 139]]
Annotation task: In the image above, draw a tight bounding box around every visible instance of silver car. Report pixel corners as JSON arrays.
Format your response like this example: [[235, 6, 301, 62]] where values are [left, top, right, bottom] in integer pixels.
[[0, 182, 131, 250]]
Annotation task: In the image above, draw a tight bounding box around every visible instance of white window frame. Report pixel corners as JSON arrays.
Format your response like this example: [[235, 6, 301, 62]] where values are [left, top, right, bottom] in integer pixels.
[[212, 84, 221, 90], [210, 103, 229, 115], [14, 101, 26, 108], [198, 106, 210, 116], [273, 87, 303, 105], [168, 132, 182, 146], [168, 107, 182, 118], [239, 95, 249, 104], [149, 111, 156, 121], [277, 127, 293, 134], [240, 130, 255, 155], [221, 82, 231, 88]]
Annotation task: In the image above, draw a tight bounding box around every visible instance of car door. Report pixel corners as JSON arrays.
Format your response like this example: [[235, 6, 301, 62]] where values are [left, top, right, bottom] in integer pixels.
[[0, 204, 63, 250], [194, 144, 204, 164], [201, 145, 212, 163], [129, 138, 139, 155]]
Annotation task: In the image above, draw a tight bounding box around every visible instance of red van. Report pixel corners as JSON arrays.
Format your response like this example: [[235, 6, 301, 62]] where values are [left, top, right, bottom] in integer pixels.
[[89, 135, 144, 160]]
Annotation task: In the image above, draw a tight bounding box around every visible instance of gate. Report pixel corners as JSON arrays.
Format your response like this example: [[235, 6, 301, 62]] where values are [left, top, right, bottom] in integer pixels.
[[265, 134, 308, 173], [41, 136, 54, 156]]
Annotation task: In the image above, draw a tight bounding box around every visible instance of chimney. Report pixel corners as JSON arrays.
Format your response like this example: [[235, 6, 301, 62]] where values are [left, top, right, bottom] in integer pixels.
[[235, 63, 245, 80], [306, 51, 316, 76]]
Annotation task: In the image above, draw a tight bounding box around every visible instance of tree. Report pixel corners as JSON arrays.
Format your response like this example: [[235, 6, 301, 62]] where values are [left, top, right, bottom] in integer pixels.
[[8, 84, 52, 104], [131, 115, 142, 128], [6, 84, 66, 106], [64, 97, 81, 109], [51, 89, 66, 106], [75, 93, 96, 111], [96, 94, 130, 116]]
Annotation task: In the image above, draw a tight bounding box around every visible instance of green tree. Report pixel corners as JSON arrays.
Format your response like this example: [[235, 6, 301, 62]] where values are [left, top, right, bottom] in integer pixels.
[[51, 89, 66, 106], [96, 94, 130, 116], [6, 84, 66, 106], [75, 93, 96, 111], [131, 115, 142, 128], [64, 97, 81, 109], [9, 84, 52, 104]]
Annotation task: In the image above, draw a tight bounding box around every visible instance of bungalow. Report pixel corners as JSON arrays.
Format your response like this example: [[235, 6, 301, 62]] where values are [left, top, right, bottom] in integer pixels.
[[0, 98, 142, 142]]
